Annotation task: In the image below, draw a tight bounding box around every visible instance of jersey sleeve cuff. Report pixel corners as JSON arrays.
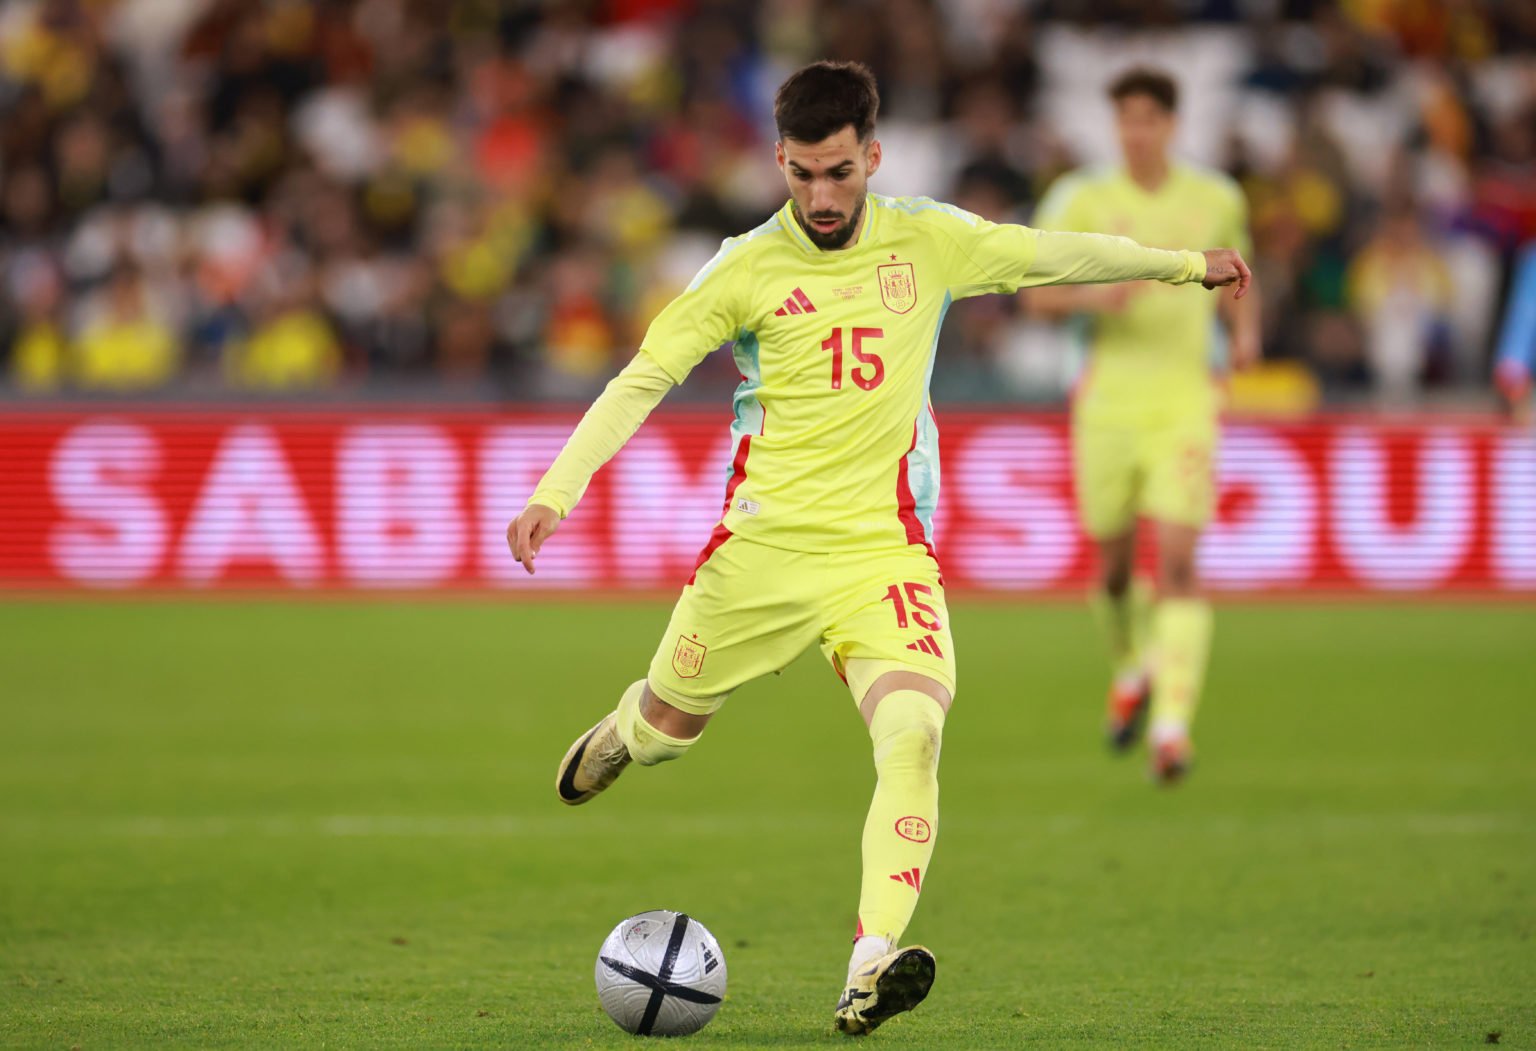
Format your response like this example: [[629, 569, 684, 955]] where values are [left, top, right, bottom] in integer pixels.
[[526, 493, 570, 520], [1180, 250, 1207, 285]]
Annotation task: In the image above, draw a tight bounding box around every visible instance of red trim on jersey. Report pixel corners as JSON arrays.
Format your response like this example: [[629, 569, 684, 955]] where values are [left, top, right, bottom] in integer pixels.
[[895, 421, 942, 579], [687, 523, 733, 586], [687, 434, 752, 585]]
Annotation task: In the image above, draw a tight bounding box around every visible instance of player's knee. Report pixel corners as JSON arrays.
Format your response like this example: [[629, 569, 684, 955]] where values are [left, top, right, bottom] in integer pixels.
[[1102, 562, 1133, 599], [616, 681, 701, 766], [869, 690, 945, 782], [1159, 557, 1199, 596], [1098, 540, 1135, 597]]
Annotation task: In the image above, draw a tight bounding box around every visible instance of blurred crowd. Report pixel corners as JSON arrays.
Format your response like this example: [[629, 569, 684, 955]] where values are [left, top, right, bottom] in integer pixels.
[[1, 0, 1534, 404]]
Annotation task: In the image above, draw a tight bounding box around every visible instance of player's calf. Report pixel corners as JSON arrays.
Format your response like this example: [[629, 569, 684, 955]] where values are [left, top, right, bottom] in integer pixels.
[[555, 680, 701, 806]]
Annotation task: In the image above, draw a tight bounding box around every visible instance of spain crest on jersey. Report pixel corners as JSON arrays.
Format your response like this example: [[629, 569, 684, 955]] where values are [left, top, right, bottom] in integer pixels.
[[878, 262, 916, 314], [672, 635, 707, 678]]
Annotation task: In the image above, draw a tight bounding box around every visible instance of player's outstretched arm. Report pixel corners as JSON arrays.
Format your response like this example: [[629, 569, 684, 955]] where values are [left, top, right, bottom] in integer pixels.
[[507, 351, 675, 575], [1022, 229, 1251, 299]]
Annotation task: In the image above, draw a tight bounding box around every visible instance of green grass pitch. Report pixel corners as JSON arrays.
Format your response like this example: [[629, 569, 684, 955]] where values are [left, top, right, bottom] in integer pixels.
[[2, 599, 1533, 1049]]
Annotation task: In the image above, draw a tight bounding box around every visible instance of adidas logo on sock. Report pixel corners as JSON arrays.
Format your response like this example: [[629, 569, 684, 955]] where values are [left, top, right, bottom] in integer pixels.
[[773, 288, 817, 316], [905, 634, 944, 658], [888, 867, 922, 892]]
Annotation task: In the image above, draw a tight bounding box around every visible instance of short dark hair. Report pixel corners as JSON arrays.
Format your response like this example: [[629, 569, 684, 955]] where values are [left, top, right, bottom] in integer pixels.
[[774, 61, 880, 143], [1108, 68, 1178, 113]]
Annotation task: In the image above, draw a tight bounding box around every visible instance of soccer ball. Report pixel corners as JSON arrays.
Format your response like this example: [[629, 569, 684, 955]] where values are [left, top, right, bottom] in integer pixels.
[[594, 909, 727, 1036]]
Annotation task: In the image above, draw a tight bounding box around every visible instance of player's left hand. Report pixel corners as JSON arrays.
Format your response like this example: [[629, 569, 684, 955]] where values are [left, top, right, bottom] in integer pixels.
[[507, 503, 561, 576], [1201, 249, 1251, 299]]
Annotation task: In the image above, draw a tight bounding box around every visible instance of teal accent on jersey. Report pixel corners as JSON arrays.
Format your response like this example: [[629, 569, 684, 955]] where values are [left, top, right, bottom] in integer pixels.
[[688, 215, 784, 292], [875, 196, 980, 225], [730, 331, 765, 462], [904, 291, 952, 538]]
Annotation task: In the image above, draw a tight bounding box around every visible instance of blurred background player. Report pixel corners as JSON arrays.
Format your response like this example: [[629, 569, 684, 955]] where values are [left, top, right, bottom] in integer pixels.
[[1494, 241, 1536, 426], [508, 61, 1248, 1034], [1029, 69, 1262, 784]]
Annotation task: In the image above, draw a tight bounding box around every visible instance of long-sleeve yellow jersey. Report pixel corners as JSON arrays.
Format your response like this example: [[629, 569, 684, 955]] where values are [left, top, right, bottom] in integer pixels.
[[529, 193, 1208, 554], [1034, 164, 1251, 424]]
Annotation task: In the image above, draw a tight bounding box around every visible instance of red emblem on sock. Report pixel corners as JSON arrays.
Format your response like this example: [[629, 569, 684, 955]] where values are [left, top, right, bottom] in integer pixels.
[[894, 815, 931, 843]]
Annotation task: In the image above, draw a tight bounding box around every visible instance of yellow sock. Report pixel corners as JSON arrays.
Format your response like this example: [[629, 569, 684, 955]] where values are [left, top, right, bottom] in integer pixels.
[[1149, 598, 1213, 736], [614, 681, 696, 766], [856, 690, 944, 945], [1090, 576, 1153, 679]]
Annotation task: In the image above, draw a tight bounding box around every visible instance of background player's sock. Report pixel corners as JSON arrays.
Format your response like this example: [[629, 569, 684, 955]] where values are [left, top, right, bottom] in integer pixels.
[[1091, 575, 1153, 681], [614, 680, 697, 766], [1149, 598, 1213, 738], [856, 690, 944, 947]]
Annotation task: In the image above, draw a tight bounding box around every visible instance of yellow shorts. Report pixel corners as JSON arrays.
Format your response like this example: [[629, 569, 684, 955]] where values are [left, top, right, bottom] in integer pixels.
[[1072, 413, 1218, 539], [647, 533, 956, 715]]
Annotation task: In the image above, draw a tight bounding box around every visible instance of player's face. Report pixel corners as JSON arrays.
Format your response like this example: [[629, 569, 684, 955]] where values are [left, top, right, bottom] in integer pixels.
[[1114, 95, 1175, 170], [777, 126, 882, 250]]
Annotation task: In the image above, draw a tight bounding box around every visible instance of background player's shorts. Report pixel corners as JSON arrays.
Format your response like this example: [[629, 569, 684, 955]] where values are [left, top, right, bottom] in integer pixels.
[[647, 534, 955, 715], [1072, 413, 1218, 539]]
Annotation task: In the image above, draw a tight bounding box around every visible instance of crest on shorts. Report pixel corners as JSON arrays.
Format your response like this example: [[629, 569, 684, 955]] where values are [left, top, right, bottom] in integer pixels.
[[878, 263, 916, 314], [672, 635, 707, 679]]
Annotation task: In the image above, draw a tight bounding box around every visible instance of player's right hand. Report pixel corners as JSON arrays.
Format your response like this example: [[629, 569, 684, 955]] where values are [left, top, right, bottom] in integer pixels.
[[1201, 248, 1252, 299], [508, 503, 561, 575]]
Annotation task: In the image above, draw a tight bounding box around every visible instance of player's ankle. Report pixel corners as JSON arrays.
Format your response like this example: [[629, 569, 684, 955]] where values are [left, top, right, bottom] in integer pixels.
[[1149, 719, 1188, 746], [847, 934, 892, 978], [1113, 666, 1148, 691]]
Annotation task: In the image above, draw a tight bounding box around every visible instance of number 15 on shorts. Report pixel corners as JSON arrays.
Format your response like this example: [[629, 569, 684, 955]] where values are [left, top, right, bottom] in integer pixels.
[[882, 582, 942, 631]]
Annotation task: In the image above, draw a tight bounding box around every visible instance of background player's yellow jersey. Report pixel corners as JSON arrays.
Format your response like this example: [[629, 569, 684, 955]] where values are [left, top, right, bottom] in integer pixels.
[[640, 193, 1205, 554], [1033, 163, 1251, 424]]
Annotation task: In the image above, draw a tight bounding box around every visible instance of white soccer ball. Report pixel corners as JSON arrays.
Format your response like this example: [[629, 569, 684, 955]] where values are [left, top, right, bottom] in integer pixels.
[[594, 909, 727, 1036]]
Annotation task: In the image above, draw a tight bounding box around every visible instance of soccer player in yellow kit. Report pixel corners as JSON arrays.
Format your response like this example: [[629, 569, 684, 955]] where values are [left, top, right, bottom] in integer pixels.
[[1030, 69, 1262, 784], [508, 61, 1250, 1033]]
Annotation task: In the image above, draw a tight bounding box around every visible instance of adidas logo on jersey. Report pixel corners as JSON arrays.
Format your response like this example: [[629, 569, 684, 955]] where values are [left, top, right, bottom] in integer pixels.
[[773, 288, 817, 316], [905, 634, 944, 658]]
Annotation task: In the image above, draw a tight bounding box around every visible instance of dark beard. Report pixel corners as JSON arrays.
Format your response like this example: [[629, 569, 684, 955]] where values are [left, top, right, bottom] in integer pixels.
[[793, 197, 864, 250]]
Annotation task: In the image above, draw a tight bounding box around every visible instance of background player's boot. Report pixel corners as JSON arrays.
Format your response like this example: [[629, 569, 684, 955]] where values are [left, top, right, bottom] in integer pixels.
[[834, 946, 936, 1036], [1149, 728, 1193, 785], [1105, 671, 1151, 752], [555, 713, 631, 805]]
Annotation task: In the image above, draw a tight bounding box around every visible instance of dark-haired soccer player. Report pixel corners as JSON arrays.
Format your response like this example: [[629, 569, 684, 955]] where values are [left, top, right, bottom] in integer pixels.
[[509, 61, 1250, 1034], [1030, 68, 1261, 785]]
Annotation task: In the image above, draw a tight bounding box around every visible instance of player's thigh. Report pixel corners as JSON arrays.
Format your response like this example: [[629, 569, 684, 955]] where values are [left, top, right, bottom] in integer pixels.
[[647, 535, 821, 716], [1072, 417, 1141, 540], [1140, 417, 1219, 531], [819, 545, 956, 705]]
